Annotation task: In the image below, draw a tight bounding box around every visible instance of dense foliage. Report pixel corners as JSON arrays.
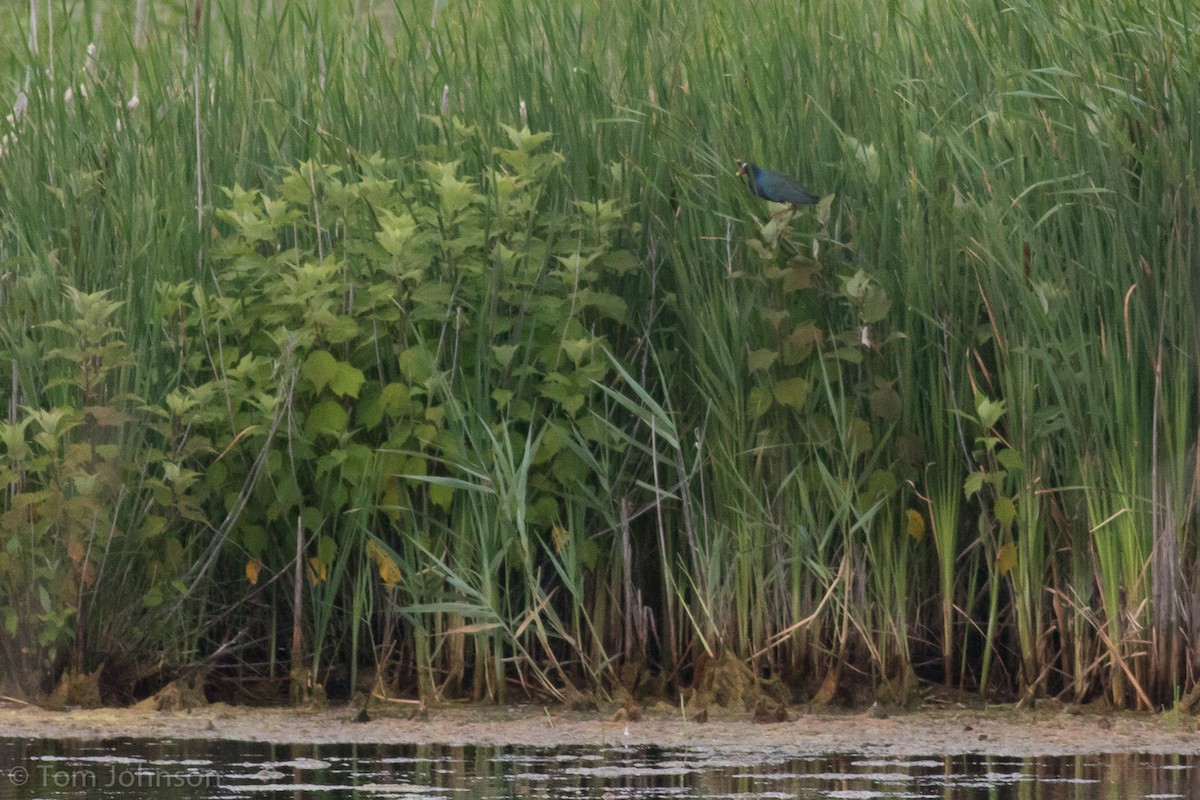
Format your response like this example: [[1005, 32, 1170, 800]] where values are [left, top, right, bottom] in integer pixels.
[[0, 0, 1197, 710]]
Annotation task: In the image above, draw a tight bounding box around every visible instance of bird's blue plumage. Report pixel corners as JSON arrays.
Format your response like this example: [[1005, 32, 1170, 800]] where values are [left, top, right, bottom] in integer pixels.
[[738, 161, 820, 205]]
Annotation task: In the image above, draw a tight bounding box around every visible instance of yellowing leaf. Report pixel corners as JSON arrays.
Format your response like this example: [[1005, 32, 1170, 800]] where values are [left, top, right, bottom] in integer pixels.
[[66, 537, 85, 568], [995, 542, 1018, 576], [906, 509, 925, 542], [366, 539, 403, 588], [246, 557, 264, 585], [444, 622, 504, 636], [307, 556, 328, 585], [551, 522, 569, 554]]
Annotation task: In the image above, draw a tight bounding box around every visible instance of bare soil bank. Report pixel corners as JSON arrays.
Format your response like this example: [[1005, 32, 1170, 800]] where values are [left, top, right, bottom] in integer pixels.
[[2, 703, 1198, 757]]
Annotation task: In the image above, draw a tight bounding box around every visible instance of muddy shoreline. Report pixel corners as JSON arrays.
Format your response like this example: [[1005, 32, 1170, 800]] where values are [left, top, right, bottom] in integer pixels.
[[2, 703, 1198, 757]]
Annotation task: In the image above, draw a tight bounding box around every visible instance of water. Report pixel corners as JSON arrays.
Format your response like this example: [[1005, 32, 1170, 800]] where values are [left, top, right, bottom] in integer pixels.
[[0, 738, 1193, 799]]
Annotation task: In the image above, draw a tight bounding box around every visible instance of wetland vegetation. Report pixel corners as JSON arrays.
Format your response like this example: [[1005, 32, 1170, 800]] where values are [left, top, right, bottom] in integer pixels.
[[0, 0, 1198, 716]]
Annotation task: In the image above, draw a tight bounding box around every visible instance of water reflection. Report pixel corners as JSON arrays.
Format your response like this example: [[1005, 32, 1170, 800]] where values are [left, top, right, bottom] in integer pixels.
[[0, 737, 1192, 799]]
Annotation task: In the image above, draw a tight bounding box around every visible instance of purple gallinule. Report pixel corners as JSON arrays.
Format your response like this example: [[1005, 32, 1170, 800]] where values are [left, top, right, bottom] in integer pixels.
[[737, 161, 820, 206]]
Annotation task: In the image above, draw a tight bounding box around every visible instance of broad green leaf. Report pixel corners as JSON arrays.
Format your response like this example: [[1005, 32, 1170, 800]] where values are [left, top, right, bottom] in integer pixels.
[[994, 495, 1017, 527], [553, 449, 589, 484], [866, 469, 898, 500], [748, 386, 774, 418], [241, 525, 268, 556], [773, 377, 811, 410], [847, 417, 873, 452], [562, 393, 585, 416], [492, 344, 518, 368], [861, 285, 891, 323], [783, 324, 822, 365], [375, 209, 418, 255], [491, 388, 513, 408], [748, 349, 778, 372], [600, 250, 639, 275], [306, 399, 349, 437], [576, 289, 629, 324], [302, 350, 339, 394], [997, 448, 1023, 471], [430, 482, 454, 509], [329, 362, 366, 399], [870, 386, 902, 421], [562, 337, 592, 366], [782, 265, 817, 293]]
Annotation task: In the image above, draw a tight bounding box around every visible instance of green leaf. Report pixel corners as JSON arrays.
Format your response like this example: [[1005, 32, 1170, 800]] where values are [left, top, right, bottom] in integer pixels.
[[963, 471, 985, 498], [552, 449, 589, 484], [561, 393, 585, 416], [781, 265, 817, 293], [772, 377, 811, 410], [977, 395, 1006, 429], [241, 525, 268, 556], [491, 388, 514, 408], [748, 349, 778, 372], [561, 337, 592, 366], [997, 448, 1024, 471], [326, 316, 361, 344], [492, 344, 518, 368], [783, 324, 821, 365], [869, 386, 902, 421], [428, 162, 479, 215], [847, 417, 873, 452], [302, 351, 339, 394], [576, 289, 629, 324], [861, 285, 891, 324], [994, 495, 1017, 528], [842, 270, 871, 300], [748, 386, 774, 418], [329, 362, 366, 399], [600, 250, 639, 275], [306, 399, 349, 437], [430, 482, 454, 509], [375, 209, 418, 255], [318, 534, 337, 565], [866, 469, 898, 500]]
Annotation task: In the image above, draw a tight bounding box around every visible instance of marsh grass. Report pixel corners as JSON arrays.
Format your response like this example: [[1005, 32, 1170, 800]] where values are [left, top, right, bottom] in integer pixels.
[[0, 0, 1197, 709]]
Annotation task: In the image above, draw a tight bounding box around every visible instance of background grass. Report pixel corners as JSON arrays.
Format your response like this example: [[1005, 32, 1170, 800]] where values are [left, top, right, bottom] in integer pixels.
[[1, 0, 1197, 709]]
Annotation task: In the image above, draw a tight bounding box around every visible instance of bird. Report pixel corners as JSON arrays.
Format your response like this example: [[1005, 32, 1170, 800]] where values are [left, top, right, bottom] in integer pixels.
[[737, 161, 820, 206]]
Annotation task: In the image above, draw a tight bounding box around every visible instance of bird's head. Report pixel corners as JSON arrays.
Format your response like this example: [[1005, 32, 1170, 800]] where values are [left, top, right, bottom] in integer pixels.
[[736, 161, 752, 176]]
